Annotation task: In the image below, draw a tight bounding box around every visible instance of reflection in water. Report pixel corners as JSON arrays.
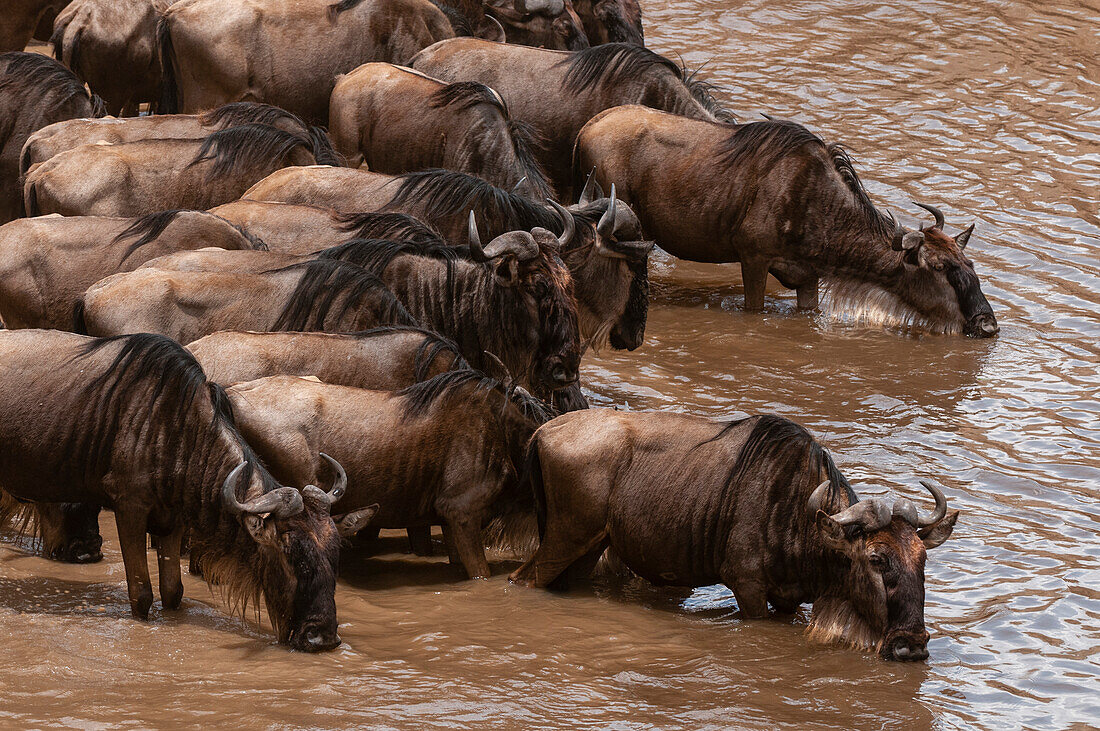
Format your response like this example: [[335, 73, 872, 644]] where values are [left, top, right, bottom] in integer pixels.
[[1, 0, 1098, 728]]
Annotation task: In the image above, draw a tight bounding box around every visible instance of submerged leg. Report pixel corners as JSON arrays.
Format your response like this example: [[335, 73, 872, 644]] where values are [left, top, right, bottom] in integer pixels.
[[444, 518, 491, 579], [741, 259, 770, 312], [407, 526, 433, 556], [796, 279, 819, 310], [115, 512, 154, 620], [156, 526, 185, 610], [441, 524, 462, 566], [511, 526, 609, 589]]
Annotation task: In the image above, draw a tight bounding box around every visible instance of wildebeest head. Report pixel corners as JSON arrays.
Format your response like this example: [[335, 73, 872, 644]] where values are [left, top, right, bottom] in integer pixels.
[[565, 177, 653, 351], [0, 494, 103, 564], [888, 203, 998, 338], [487, 0, 589, 50], [221, 454, 372, 652], [467, 212, 581, 392], [808, 480, 959, 661]]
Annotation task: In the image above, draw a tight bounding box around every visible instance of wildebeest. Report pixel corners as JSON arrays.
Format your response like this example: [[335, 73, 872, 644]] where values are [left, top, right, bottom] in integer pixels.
[[410, 40, 732, 197], [1, 0, 71, 53], [571, 0, 642, 45], [0, 330, 367, 650], [50, 0, 169, 116], [81, 256, 415, 343], [0, 52, 104, 224], [158, 0, 454, 124], [244, 167, 653, 351], [329, 63, 552, 198], [428, 0, 506, 41], [188, 326, 467, 390], [483, 0, 588, 51], [576, 106, 999, 337], [24, 123, 320, 217], [0, 209, 262, 329], [511, 410, 960, 662], [226, 369, 553, 578], [0, 489, 102, 563], [21, 102, 340, 178]]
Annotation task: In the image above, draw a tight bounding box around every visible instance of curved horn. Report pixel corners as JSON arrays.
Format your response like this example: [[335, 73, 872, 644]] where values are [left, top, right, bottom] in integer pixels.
[[888, 210, 906, 251], [830, 498, 892, 531], [483, 232, 540, 261], [482, 350, 512, 386], [578, 166, 601, 205], [891, 498, 919, 527], [467, 211, 489, 263], [916, 480, 948, 528], [807, 480, 832, 514], [914, 202, 945, 230], [319, 452, 347, 505], [222, 462, 304, 518], [596, 183, 617, 239], [596, 237, 655, 261], [545, 198, 575, 247], [510, 176, 528, 194]]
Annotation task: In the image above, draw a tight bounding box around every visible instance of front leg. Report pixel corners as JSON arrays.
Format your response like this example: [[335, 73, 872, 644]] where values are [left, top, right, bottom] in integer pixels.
[[796, 279, 819, 310], [114, 512, 154, 620], [156, 526, 186, 610], [407, 526, 434, 556], [444, 517, 491, 579], [740, 259, 770, 312]]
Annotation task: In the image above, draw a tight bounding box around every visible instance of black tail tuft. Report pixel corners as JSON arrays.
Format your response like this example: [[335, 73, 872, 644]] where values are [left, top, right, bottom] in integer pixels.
[[24, 181, 39, 217], [156, 15, 179, 114], [72, 299, 88, 335], [523, 436, 547, 539]]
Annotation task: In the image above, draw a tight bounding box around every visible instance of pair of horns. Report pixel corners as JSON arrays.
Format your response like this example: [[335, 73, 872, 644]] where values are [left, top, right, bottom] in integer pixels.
[[467, 205, 572, 262], [889, 202, 958, 252], [222, 453, 347, 517], [808, 480, 948, 532]]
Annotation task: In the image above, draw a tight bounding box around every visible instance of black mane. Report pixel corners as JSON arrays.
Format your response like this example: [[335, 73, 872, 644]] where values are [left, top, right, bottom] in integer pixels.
[[334, 211, 446, 246], [430, 81, 506, 113], [114, 210, 187, 258], [199, 102, 341, 166], [397, 368, 554, 423], [271, 259, 417, 332], [317, 237, 462, 272], [0, 52, 106, 118], [188, 123, 311, 180], [678, 61, 736, 122], [348, 324, 470, 380], [558, 43, 680, 95]]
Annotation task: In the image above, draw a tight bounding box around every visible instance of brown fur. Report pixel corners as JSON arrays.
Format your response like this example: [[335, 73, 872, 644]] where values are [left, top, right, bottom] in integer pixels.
[[0, 0, 71, 53]]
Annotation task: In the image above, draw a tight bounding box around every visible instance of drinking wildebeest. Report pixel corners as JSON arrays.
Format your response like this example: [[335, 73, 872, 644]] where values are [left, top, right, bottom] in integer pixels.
[[225, 369, 553, 578], [575, 105, 999, 337], [511, 410, 960, 662], [329, 63, 552, 198], [410, 40, 732, 197], [483, 0, 588, 51], [188, 326, 468, 390], [80, 257, 416, 343], [571, 0, 642, 46], [50, 0, 168, 116], [0, 489, 102, 564], [157, 0, 454, 124], [244, 167, 653, 351], [0, 210, 263, 329], [1, 0, 71, 53], [24, 123, 320, 217], [20, 101, 340, 177], [0, 52, 104, 224], [209, 201, 443, 255], [428, 0, 506, 42], [0, 330, 368, 650]]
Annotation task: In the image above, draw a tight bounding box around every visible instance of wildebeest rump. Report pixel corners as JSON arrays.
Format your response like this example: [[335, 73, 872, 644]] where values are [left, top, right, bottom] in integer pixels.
[[0, 330, 361, 650], [512, 409, 960, 661], [21, 101, 340, 178], [329, 63, 552, 198], [243, 167, 653, 351], [410, 39, 732, 197], [0, 0, 71, 53], [0, 210, 263, 329], [226, 370, 552, 578], [24, 123, 319, 217], [0, 52, 105, 224], [575, 105, 999, 337], [188, 326, 467, 390], [50, 0, 168, 116], [158, 0, 454, 124], [81, 257, 415, 343]]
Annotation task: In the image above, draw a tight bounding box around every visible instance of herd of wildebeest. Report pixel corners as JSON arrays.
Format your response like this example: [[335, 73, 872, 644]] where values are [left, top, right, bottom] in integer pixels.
[[0, 0, 999, 662]]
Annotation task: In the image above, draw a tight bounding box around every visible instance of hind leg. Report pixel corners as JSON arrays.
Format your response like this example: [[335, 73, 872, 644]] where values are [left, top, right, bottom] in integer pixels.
[[156, 526, 185, 610], [796, 279, 819, 310], [741, 259, 770, 312], [510, 518, 609, 589], [407, 526, 433, 556]]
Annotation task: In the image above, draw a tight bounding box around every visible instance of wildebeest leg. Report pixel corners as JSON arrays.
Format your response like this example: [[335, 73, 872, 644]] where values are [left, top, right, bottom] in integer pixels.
[[550, 536, 609, 591], [510, 527, 609, 589], [741, 259, 769, 311], [441, 525, 462, 566], [115, 513, 154, 620], [156, 526, 185, 610], [444, 518, 491, 579], [724, 575, 769, 619], [407, 526, 433, 556], [796, 280, 819, 310]]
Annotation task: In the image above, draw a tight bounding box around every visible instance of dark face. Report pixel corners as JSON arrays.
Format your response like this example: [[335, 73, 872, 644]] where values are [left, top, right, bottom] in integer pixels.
[[815, 512, 958, 661], [258, 500, 342, 652], [489, 0, 589, 50], [36, 502, 103, 564], [896, 226, 998, 338]]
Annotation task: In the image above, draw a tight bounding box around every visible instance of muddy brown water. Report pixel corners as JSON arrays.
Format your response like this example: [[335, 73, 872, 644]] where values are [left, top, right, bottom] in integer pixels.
[[2, 1, 1099, 728]]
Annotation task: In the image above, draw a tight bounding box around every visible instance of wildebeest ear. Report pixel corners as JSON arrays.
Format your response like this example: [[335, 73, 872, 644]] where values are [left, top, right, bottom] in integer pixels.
[[243, 514, 278, 546], [815, 510, 850, 551], [918, 509, 959, 549], [335, 504, 379, 538], [578, 167, 604, 206], [900, 231, 924, 251], [954, 224, 975, 250], [493, 256, 521, 287]]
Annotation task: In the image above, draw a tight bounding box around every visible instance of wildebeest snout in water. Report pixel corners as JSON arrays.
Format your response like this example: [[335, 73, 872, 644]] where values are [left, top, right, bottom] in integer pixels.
[[510, 410, 959, 661]]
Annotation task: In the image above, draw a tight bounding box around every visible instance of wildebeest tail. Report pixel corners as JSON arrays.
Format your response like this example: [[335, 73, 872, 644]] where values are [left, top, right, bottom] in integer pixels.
[[307, 126, 342, 166], [24, 180, 39, 217], [156, 15, 179, 114], [526, 436, 547, 538], [482, 434, 544, 555], [506, 119, 553, 199], [71, 299, 88, 335]]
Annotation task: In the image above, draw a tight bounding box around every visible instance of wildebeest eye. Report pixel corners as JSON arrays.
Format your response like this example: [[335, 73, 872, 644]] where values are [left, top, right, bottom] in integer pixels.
[[869, 553, 887, 571]]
